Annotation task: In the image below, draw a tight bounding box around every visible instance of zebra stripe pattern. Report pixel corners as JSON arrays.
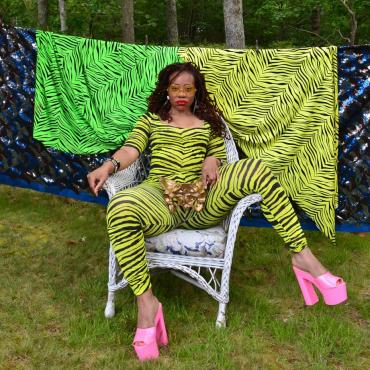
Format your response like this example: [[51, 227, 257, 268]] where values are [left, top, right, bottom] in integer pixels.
[[107, 115, 307, 295], [34, 31, 181, 154], [124, 113, 226, 184], [180, 46, 338, 243], [33, 32, 338, 242]]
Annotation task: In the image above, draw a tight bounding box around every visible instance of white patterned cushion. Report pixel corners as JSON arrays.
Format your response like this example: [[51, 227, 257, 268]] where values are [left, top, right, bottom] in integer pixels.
[[145, 226, 226, 258]]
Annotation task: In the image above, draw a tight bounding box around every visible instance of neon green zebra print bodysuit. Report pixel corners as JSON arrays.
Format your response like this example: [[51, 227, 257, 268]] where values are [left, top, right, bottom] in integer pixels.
[[107, 113, 308, 295]]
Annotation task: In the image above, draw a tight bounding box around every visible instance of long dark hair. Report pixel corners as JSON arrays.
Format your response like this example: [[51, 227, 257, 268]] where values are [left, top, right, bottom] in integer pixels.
[[148, 62, 226, 137]]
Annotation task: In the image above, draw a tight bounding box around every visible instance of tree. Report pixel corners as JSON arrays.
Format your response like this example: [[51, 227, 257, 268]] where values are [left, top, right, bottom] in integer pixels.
[[339, 0, 357, 45], [1, 0, 368, 46], [223, 0, 245, 48], [165, 0, 179, 45], [58, 0, 67, 32], [122, 0, 135, 43], [311, 5, 321, 35], [38, 0, 48, 29]]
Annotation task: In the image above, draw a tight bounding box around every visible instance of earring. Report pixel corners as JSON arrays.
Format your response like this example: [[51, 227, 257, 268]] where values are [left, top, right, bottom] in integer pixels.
[[193, 99, 198, 114], [167, 95, 170, 100]]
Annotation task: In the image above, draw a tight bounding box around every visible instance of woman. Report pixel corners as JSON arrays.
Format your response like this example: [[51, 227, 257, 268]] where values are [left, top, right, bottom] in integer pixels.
[[87, 62, 347, 361]]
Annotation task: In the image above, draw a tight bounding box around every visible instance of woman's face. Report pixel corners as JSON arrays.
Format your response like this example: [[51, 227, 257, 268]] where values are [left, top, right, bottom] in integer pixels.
[[167, 71, 197, 112]]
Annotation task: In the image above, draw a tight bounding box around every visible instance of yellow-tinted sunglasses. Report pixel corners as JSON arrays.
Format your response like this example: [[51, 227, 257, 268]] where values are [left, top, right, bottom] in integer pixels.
[[168, 84, 197, 95]]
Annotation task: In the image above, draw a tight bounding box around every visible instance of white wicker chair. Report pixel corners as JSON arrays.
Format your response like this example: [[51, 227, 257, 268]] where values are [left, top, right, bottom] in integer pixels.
[[103, 124, 262, 327]]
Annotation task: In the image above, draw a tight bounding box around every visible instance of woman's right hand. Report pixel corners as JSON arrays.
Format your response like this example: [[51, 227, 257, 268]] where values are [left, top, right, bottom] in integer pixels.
[[87, 162, 113, 196]]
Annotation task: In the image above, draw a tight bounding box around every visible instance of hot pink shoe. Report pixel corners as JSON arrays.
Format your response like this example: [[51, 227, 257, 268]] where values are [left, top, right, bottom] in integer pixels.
[[293, 266, 347, 306], [133, 303, 168, 361], [155, 303, 168, 346], [133, 327, 159, 361]]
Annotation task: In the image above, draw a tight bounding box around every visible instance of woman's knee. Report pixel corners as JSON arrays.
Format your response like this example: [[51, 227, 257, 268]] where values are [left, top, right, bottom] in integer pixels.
[[233, 158, 266, 173], [107, 192, 141, 224]]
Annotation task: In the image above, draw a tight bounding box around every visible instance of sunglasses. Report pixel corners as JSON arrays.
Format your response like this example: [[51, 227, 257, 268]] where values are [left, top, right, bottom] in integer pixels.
[[168, 84, 197, 95]]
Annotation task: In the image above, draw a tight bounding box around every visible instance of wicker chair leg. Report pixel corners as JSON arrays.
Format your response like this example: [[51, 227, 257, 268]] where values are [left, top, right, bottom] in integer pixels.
[[105, 291, 115, 318], [216, 302, 227, 328], [105, 244, 117, 318]]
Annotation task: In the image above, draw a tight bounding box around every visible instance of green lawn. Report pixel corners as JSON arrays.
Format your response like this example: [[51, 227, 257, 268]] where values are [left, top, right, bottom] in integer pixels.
[[0, 184, 368, 370]]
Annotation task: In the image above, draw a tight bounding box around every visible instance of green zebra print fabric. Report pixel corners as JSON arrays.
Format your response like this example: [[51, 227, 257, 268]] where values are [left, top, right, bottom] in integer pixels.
[[34, 31, 181, 153], [180, 47, 338, 242]]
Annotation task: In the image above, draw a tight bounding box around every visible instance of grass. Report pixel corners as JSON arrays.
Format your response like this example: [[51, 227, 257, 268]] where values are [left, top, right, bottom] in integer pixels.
[[0, 184, 369, 370]]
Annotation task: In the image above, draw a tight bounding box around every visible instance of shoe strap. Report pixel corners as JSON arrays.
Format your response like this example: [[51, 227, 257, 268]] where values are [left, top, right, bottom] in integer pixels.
[[316, 272, 344, 287]]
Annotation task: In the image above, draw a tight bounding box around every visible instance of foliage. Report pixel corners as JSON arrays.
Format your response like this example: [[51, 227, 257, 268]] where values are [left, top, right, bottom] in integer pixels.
[[0, 1, 369, 46], [243, 0, 370, 47]]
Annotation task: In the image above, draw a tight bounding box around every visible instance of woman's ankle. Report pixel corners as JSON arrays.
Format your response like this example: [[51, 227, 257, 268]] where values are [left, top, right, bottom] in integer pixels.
[[291, 247, 327, 277], [136, 292, 159, 328], [137, 291, 158, 306]]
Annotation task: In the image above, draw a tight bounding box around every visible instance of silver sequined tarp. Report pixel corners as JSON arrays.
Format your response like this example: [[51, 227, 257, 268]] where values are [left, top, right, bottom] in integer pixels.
[[0, 26, 110, 205], [337, 45, 369, 229]]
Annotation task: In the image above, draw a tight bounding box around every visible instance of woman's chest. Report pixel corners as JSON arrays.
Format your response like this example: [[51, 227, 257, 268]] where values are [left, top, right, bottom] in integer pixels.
[[149, 127, 210, 152]]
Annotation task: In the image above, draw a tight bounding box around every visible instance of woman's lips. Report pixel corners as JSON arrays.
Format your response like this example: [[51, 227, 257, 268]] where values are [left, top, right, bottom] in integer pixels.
[[176, 100, 188, 105]]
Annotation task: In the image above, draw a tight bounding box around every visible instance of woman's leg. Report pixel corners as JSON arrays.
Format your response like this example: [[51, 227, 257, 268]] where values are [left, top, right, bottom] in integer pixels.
[[106, 182, 187, 327], [184, 158, 327, 275], [185, 158, 308, 252]]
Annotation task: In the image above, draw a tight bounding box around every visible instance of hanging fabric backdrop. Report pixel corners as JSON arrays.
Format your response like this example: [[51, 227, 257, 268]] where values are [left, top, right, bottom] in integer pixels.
[[180, 47, 339, 240], [0, 26, 369, 239]]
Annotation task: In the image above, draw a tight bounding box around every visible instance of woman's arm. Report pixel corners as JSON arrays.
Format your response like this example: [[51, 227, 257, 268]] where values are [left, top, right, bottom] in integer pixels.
[[109, 146, 140, 173], [87, 114, 151, 196], [202, 156, 221, 188], [87, 146, 140, 196], [203, 131, 226, 188]]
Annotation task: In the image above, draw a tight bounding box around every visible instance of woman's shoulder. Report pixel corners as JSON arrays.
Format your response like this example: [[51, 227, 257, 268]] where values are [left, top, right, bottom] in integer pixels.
[[144, 113, 164, 130], [140, 112, 160, 123], [135, 112, 161, 131], [203, 121, 214, 133]]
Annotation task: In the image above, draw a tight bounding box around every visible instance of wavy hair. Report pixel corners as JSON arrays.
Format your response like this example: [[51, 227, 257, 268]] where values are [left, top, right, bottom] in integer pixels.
[[147, 62, 227, 137]]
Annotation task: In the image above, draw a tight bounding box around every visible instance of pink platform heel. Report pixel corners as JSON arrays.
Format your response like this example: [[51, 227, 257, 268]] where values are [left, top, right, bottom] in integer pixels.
[[292, 266, 347, 306], [155, 303, 169, 347], [133, 303, 168, 361]]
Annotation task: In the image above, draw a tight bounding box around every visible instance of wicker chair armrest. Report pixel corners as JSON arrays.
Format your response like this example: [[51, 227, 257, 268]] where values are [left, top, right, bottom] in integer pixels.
[[222, 118, 239, 164], [222, 193, 262, 232], [223, 193, 262, 263], [103, 159, 142, 199], [217, 193, 262, 303]]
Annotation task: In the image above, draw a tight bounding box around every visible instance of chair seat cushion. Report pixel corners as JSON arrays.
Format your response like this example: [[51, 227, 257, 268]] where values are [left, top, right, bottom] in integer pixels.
[[145, 226, 226, 258]]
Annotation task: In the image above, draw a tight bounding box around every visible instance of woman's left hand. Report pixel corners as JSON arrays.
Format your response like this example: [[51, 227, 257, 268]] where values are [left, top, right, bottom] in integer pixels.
[[202, 156, 221, 188]]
